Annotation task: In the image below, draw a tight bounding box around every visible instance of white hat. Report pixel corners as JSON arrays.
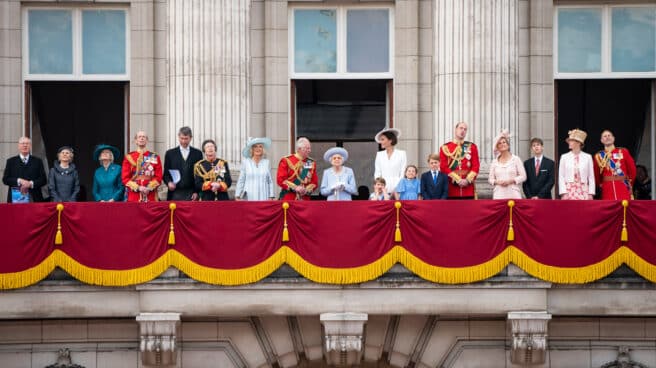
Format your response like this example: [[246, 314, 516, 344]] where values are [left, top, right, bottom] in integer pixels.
[[374, 128, 401, 143], [492, 129, 511, 158], [242, 137, 271, 158], [323, 147, 349, 163]]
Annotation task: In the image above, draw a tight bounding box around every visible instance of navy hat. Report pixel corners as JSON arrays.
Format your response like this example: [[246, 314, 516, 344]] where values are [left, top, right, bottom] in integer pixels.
[[323, 147, 349, 163], [57, 146, 74, 154], [242, 137, 271, 158], [93, 144, 120, 162]]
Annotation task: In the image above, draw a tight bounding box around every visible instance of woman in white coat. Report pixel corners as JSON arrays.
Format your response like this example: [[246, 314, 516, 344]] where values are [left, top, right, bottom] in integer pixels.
[[559, 129, 595, 200], [374, 128, 406, 195]]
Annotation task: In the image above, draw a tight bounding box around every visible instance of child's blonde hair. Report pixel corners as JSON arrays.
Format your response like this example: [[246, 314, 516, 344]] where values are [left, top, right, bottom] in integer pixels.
[[374, 177, 386, 186]]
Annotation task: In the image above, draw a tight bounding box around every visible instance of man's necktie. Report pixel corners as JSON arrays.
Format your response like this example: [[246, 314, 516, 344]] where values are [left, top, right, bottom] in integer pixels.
[[535, 158, 540, 176], [22, 157, 28, 165], [433, 171, 437, 184]]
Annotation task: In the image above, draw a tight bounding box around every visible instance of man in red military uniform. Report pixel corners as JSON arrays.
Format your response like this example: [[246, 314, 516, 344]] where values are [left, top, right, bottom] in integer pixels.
[[440, 122, 480, 199], [122, 131, 163, 202], [594, 129, 636, 200], [277, 137, 318, 200]]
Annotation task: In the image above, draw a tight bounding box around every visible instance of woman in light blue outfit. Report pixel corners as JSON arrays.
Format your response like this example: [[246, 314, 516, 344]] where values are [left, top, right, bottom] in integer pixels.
[[235, 137, 275, 200], [320, 147, 357, 201], [92, 144, 124, 202]]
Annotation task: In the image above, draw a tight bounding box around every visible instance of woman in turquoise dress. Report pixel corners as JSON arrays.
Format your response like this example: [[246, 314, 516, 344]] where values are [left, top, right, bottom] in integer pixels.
[[92, 144, 124, 202]]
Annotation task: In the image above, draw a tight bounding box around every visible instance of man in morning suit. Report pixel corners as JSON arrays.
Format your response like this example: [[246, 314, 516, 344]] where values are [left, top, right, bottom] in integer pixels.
[[163, 126, 203, 200], [420, 153, 448, 199], [2, 136, 47, 203], [522, 137, 555, 199]]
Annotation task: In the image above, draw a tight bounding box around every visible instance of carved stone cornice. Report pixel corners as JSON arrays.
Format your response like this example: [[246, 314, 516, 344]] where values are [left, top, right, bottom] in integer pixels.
[[507, 311, 552, 365], [320, 312, 368, 366], [136, 312, 181, 366]]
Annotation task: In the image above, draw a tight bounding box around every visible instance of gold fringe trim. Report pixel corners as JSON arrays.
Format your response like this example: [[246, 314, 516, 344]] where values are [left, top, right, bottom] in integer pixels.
[[508, 246, 625, 284], [400, 247, 511, 284], [285, 246, 400, 284], [56, 250, 171, 286], [170, 248, 286, 285], [0, 252, 58, 289], [5, 246, 656, 288]]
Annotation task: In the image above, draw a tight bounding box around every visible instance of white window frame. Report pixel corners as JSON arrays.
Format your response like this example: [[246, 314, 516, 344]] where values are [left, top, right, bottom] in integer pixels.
[[289, 4, 394, 79], [554, 4, 656, 79], [23, 6, 130, 81]]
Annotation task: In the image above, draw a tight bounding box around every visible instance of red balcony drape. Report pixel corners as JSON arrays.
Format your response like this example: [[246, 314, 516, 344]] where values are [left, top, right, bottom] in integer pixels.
[[0, 200, 654, 289]]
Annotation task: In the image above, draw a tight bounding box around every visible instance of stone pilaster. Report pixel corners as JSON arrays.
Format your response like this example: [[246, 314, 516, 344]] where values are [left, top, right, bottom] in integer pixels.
[[167, 0, 251, 167], [320, 312, 368, 366], [136, 312, 180, 367], [434, 0, 519, 164], [507, 311, 551, 365]]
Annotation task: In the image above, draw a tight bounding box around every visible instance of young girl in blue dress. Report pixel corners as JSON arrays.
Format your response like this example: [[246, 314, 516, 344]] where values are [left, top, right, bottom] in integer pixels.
[[394, 165, 422, 200]]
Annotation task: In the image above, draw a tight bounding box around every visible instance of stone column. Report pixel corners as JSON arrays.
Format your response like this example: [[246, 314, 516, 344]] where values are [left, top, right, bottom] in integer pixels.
[[167, 0, 251, 167], [136, 312, 181, 367], [434, 0, 519, 164], [320, 312, 368, 366]]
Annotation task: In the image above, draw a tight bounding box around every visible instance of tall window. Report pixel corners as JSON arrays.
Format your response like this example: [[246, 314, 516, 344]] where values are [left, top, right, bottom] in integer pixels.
[[555, 5, 656, 78], [24, 7, 129, 80], [290, 6, 393, 79]]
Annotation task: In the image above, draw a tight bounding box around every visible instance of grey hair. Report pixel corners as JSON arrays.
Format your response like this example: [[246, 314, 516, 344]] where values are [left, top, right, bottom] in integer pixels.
[[296, 137, 310, 150], [178, 126, 193, 137]]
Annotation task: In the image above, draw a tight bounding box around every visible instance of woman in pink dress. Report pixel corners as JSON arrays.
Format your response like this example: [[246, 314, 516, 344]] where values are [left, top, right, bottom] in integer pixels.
[[558, 129, 595, 200], [488, 130, 527, 199]]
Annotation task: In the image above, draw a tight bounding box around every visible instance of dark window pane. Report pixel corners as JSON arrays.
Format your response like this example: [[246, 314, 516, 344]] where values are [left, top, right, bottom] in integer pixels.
[[296, 80, 387, 141]]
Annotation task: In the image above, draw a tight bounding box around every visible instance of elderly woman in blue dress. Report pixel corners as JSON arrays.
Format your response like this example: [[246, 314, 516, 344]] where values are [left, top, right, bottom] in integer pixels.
[[235, 137, 275, 201], [92, 144, 124, 202], [320, 147, 357, 201]]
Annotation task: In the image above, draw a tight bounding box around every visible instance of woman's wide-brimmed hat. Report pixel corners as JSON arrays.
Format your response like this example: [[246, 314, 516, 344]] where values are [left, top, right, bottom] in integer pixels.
[[323, 147, 349, 163], [374, 127, 401, 143], [566, 129, 587, 145], [93, 144, 120, 162], [242, 137, 272, 158], [492, 129, 511, 157]]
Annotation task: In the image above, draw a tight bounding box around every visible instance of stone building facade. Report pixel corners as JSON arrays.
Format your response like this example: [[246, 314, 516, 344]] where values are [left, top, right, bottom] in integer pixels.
[[1, 0, 655, 367]]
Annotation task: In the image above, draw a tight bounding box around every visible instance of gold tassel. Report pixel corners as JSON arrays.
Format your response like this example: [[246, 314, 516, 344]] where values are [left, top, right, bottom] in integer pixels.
[[168, 203, 176, 245], [394, 201, 402, 242], [621, 200, 629, 242], [54, 203, 64, 245], [282, 202, 290, 242], [507, 200, 515, 241]]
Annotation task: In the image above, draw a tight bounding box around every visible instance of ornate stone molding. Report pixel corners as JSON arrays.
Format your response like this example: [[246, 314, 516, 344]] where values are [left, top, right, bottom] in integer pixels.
[[600, 346, 649, 368], [320, 312, 368, 366], [45, 348, 85, 368], [136, 312, 181, 366], [507, 311, 552, 365]]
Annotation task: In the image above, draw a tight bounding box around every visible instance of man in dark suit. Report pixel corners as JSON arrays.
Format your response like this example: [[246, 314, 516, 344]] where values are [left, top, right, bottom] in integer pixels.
[[522, 137, 555, 199], [2, 136, 47, 202], [163, 126, 203, 200], [420, 153, 448, 199]]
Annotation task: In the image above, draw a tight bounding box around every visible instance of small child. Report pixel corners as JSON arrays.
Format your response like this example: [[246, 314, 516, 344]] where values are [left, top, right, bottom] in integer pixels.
[[394, 165, 421, 200], [369, 177, 390, 200]]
